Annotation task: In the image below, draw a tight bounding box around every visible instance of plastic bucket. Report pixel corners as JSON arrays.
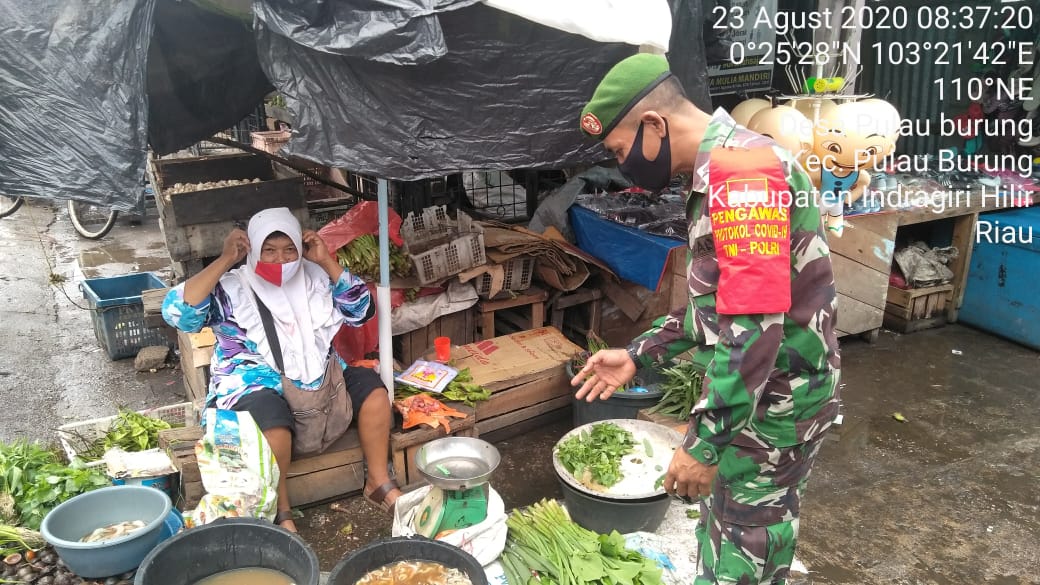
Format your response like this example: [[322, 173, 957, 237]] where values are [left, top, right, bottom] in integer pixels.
[[328, 537, 487, 585], [41, 485, 172, 579], [557, 473, 671, 534], [134, 518, 319, 585], [567, 362, 665, 427], [111, 474, 175, 500]]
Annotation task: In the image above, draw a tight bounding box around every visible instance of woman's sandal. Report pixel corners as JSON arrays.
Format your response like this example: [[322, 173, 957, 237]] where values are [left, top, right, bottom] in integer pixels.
[[274, 510, 297, 532], [363, 480, 401, 515]]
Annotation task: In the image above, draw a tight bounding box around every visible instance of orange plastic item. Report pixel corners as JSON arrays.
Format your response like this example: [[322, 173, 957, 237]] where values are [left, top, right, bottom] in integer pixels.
[[394, 395, 467, 433]]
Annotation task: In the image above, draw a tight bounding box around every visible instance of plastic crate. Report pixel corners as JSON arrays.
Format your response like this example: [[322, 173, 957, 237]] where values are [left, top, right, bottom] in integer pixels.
[[474, 256, 536, 297], [57, 402, 198, 465], [401, 206, 486, 285], [80, 272, 171, 360], [250, 130, 291, 154]]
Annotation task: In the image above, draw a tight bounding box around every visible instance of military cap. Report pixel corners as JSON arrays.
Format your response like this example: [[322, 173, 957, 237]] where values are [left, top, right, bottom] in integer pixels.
[[580, 53, 673, 140]]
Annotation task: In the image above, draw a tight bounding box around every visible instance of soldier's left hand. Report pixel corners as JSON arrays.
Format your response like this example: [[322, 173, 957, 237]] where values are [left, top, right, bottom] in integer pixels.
[[664, 447, 718, 500]]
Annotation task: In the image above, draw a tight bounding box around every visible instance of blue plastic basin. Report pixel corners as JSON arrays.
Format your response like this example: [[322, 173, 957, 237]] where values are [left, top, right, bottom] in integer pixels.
[[41, 485, 172, 579]]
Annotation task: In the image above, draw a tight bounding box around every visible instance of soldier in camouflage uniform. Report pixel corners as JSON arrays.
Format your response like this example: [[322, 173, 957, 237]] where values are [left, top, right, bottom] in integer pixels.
[[572, 54, 840, 584]]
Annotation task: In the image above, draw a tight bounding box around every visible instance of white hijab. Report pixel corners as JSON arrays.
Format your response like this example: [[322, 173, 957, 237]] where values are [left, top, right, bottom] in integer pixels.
[[220, 207, 344, 384]]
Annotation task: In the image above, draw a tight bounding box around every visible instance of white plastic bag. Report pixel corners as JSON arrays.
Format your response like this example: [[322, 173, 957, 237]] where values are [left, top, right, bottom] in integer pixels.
[[393, 485, 507, 567], [187, 409, 279, 527]]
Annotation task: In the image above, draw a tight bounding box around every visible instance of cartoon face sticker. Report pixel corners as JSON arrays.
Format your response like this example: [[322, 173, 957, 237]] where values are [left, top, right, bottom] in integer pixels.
[[813, 101, 898, 172], [748, 105, 814, 162]]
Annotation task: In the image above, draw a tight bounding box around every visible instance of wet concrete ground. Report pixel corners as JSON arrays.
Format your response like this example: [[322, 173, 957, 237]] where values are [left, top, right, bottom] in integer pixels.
[[0, 201, 182, 443], [1, 201, 1037, 582]]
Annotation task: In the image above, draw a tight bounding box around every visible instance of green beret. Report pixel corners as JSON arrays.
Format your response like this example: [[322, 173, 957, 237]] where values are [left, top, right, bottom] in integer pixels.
[[580, 53, 673, 140]]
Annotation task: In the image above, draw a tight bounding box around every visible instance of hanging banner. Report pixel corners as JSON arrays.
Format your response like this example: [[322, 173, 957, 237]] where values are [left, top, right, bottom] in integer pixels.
[[704, 0, 777, 96]]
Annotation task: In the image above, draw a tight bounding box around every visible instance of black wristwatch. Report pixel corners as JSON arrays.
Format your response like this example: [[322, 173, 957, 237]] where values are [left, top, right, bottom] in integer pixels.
[[625, 344, 642, 369]]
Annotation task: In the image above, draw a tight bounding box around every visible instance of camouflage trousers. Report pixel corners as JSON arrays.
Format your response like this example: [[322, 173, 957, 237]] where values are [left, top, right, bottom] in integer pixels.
[[693, 438, 825, 585]]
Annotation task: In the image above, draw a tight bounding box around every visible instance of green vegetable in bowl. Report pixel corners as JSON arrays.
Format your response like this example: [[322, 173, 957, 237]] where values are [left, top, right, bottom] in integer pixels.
[[556, 423, 635, 489]]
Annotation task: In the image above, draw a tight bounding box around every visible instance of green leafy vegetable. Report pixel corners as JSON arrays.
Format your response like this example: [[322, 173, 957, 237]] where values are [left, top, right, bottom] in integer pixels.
[[646, 361, 704, 421], [642, 438, 654, 458], [17, 462, 109, 530], [102, 409, 173, 453], [501, 499, 663, 585], [556, 423, 635, 489], [0, 523, 44, 557], [0, 440, 109, 530], [394, 367, 491, 407]]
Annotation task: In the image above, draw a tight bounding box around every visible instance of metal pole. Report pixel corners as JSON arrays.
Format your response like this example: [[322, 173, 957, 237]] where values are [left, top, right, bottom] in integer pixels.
[[377, 178, 394, 398]]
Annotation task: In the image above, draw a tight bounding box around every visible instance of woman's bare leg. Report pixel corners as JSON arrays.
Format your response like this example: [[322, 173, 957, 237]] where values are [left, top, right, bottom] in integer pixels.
[[263, 426, 297, 532]]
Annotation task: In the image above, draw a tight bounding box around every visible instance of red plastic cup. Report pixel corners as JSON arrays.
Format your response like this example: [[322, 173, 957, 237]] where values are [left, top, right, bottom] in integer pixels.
[[434, 336, 452, 362]]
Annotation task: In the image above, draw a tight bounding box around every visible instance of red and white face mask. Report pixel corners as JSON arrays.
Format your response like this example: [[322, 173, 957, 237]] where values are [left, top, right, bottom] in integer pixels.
[[253, 259, 301, 286]]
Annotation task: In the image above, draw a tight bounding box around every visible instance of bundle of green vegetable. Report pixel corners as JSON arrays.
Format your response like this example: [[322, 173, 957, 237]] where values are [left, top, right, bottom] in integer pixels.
[[336, 234, 413, 280], [646, 361, 703, 421], [0, 441, 108, 530], [555, 423, 635, 489], [393, 367, 491, 406], [500, 499, 662, 585], [0, 524, 44, 557]]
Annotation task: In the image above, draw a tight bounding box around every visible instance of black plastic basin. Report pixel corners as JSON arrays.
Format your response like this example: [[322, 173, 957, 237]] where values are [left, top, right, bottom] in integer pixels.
[[328, 537, 487, 585], [558, 473, 672, 534], [134, 518, 319, 585]]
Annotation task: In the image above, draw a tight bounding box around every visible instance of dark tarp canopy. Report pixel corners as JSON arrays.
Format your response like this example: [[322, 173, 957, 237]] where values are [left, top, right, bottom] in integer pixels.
[[0, 0, 710, 207]]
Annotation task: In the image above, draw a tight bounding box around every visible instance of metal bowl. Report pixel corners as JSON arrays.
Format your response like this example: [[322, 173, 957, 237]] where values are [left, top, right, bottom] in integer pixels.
[[414, 437, 501, 491], [553, 418, 683, 500]]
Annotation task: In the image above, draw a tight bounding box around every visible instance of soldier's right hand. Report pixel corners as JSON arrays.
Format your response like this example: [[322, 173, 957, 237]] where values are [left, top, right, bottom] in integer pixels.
[[572, 349, 637, 402]]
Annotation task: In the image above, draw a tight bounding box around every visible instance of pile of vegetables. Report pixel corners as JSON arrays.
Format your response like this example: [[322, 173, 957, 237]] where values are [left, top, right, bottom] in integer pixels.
[[72, 409, 174, 463], [0, 441, 108, 531], [336, 234, 413, 280], [645, 361, 703, 421], [500, 499, 662, 585], [0, 539, 132, 585], [555, 423, 635, 489], [394, 367, 491, 407]]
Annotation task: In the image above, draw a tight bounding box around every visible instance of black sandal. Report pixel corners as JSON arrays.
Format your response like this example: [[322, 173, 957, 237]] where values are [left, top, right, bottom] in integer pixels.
[[274, 510, 295, 527]]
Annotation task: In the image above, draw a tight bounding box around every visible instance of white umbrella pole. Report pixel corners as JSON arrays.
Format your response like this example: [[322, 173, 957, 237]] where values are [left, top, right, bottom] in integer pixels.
[[377, 178, 394, 399]]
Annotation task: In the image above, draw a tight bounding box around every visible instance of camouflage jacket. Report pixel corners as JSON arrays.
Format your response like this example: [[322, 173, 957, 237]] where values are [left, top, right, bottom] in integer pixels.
[[629, 108, 841, 465]]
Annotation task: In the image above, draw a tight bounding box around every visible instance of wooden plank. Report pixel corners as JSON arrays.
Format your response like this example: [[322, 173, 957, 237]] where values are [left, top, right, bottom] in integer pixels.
[[177, 331, 210, 405], [830, 215, 898, 274], [155, 152, 274, 186], [475, 395, 571, 435], [390, 405, 476, 450], [142, 288, 169, 316], [475, 372, 570, 420], [836, 293, 884, 336], [158, 426, 204, 451], [897, 198, 1015, 226], [480, 407, 571, 444], [170, 178, 306, 225], [947, 213, 978, 323], [883, 312, 948, 334], [287, 429, 362, 476], [831, 254, 889, 310], [287, 461, 366, 507], [148, 154, 191, 263]]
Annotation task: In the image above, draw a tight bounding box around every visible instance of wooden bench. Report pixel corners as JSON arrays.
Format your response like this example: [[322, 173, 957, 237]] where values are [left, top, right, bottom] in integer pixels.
[[158, 405, 477, 509], [476, 287, 548, 339]]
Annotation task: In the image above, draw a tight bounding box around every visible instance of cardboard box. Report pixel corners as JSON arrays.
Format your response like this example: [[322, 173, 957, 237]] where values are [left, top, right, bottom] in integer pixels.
[[451, 327, 581, 437], [452, 326, 581, 390]]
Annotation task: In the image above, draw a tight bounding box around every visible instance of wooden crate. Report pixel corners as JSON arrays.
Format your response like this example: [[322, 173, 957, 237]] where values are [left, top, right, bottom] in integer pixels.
[[884, 284, 954, 333], [390, 405, 477, 489], [286, 429, 365, 507], [176, 329, 215, 407], [474, 369, 572, 436], [394, 308, 476, 366], [159, 426, 205, 511], [829, 214, 900, 340]]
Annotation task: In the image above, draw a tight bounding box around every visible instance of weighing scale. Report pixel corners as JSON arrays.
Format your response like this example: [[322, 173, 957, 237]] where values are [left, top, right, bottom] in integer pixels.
[[412, 437, 501, 538]]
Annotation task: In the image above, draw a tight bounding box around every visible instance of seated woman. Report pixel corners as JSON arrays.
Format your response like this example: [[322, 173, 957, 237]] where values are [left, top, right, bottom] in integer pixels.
[[162, 207, 401, 532]]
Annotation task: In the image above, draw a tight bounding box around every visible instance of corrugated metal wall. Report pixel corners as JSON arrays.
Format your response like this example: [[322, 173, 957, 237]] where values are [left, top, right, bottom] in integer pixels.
[[861, 1, 990, 156]]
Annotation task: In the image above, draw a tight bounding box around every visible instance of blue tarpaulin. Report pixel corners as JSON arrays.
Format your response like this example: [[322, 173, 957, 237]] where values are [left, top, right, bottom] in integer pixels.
[[569, 205, 684, 291]]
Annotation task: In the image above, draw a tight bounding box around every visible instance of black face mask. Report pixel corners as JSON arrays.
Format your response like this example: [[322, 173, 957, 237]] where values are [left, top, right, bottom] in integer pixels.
[[618, 118, 672, 191]]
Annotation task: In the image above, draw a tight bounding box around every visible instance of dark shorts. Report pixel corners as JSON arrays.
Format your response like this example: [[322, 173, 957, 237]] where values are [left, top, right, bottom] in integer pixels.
[[229, 366, 386, 432]]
